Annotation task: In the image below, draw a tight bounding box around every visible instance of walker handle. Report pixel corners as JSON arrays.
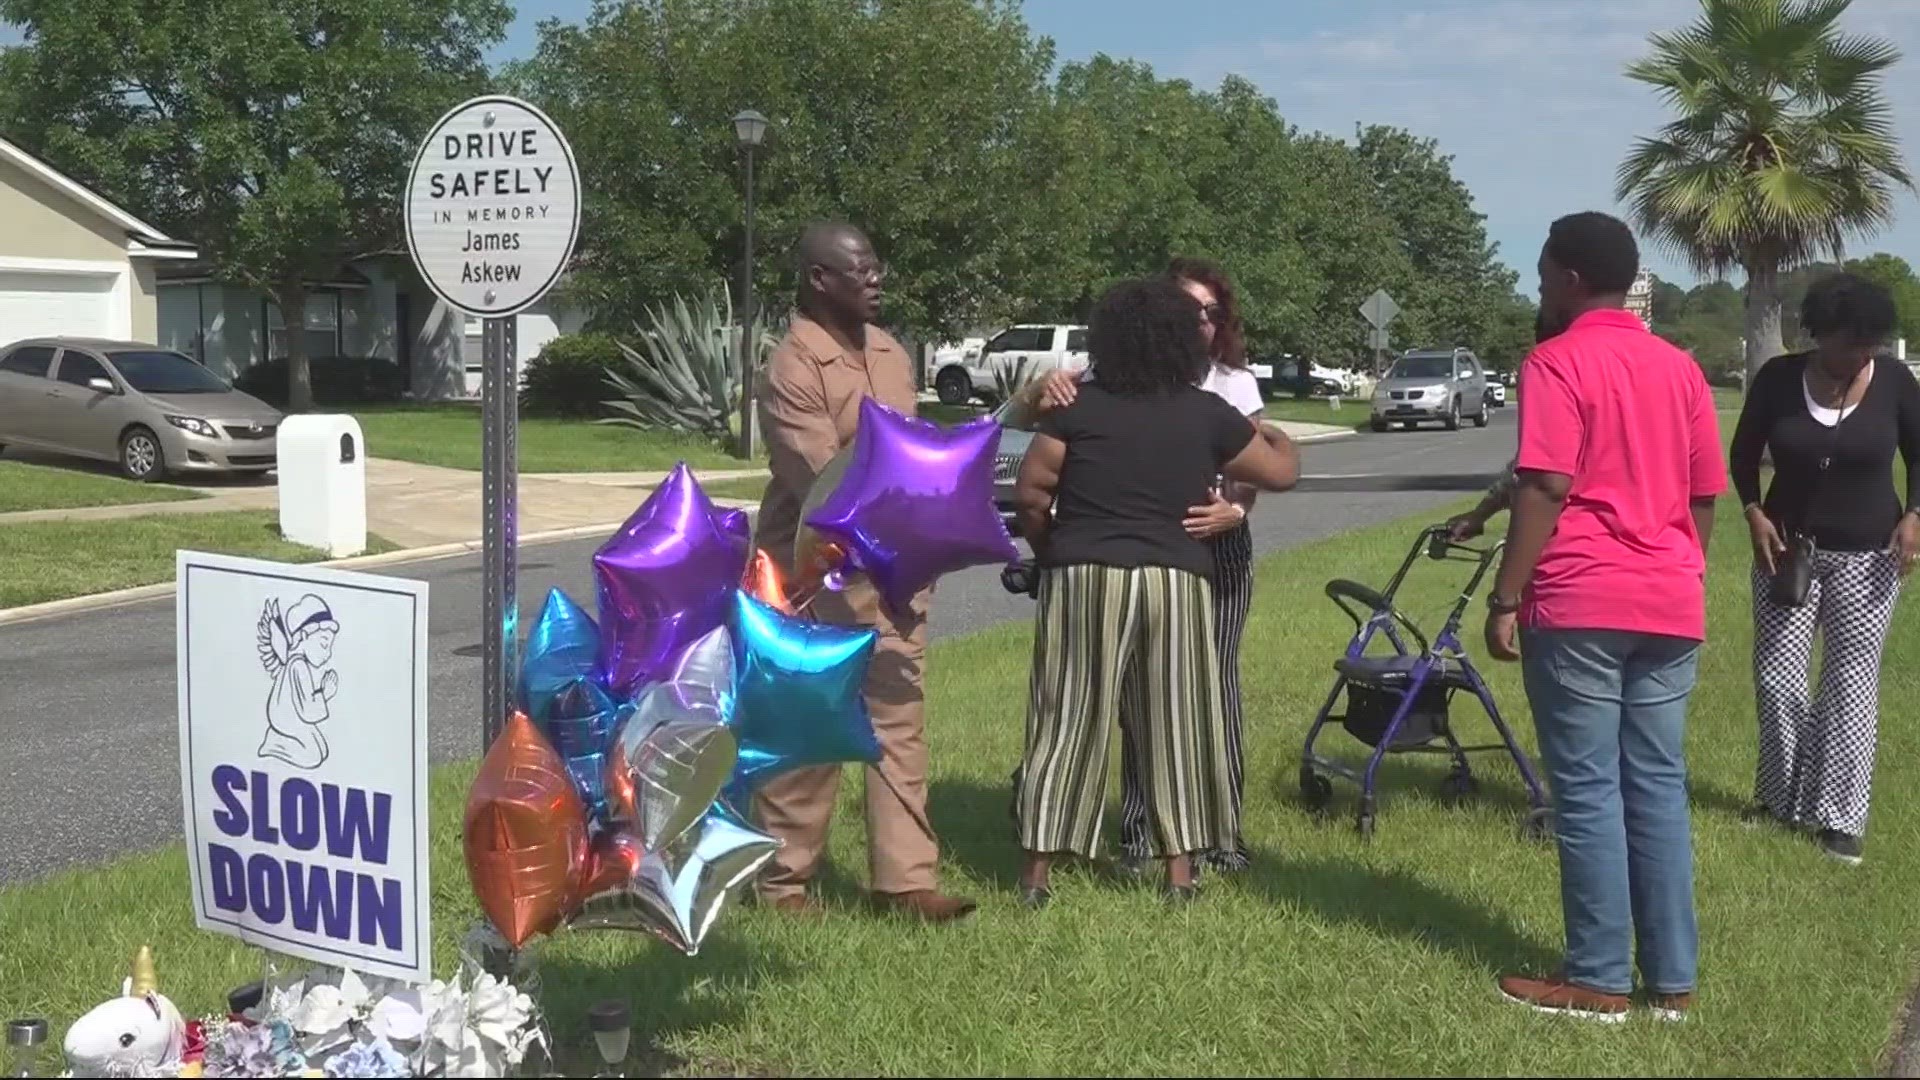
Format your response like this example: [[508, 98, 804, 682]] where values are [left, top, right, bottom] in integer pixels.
[[1324, 579, 1431, 655]]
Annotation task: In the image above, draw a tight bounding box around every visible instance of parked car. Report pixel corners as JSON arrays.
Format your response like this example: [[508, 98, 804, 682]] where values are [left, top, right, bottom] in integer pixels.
[[1485, 381, 1507, 408], [0, 338, 283, 481], [933, 324, 1087, 407], [1254, 355, 1347, 399], [1369, 347, 1490, 432], [990, 396, 1036, 535]]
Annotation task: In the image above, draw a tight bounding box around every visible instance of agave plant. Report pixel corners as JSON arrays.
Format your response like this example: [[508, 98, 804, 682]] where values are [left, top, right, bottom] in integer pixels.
[[600, 287, 774, 446], [988, 355, 1038, 407]]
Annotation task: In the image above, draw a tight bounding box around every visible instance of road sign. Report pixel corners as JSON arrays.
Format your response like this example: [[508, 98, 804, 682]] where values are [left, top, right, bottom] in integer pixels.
[[1367, 327, 1391, 352], [404, 94, 581, 319], [1359, 289, 1400, 330], [177, 551, 432, 983]]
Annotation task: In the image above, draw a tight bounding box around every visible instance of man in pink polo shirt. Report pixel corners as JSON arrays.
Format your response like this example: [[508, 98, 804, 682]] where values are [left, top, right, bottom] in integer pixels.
[[1483, 212, 1725, 1022]]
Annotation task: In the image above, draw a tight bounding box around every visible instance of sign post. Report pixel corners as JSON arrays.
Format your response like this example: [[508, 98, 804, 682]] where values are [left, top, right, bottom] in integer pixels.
[[404, 95, 580, 753], [1359, 288, 1400, 378], [176, 552, 432, 982]]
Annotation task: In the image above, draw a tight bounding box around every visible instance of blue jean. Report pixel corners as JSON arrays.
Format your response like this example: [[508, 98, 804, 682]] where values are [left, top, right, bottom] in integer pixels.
[[1521, 628, 1701, 996]]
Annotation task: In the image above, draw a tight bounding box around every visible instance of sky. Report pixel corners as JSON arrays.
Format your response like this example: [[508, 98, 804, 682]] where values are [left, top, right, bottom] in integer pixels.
[[7, 1, 1920, 296], [490, 0, 1920, 296]]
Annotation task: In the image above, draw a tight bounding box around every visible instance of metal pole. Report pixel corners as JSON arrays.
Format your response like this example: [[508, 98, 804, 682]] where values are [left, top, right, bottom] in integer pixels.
[[481, 315, 518, 751], [737, 145, 757, 460]]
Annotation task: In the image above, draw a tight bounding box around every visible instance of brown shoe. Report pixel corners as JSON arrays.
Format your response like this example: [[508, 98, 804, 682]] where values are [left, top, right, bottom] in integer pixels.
[[757, 891, 825, 917], [1497, 973, 1630, 1023], [1648, 991, 1691, 1022], [872, 889, 977, 923]]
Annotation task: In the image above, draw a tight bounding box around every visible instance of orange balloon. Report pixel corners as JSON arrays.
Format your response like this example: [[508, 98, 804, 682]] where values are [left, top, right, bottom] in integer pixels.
[[463, 712, 590, 948], [742, 547, 797, 614]]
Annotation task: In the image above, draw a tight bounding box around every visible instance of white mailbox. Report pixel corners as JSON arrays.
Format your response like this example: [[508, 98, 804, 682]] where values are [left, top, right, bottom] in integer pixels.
[[276, 414, 367, 558]]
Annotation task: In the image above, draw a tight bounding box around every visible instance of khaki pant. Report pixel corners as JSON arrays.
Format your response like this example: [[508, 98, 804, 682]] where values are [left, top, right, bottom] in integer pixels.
[[754, 582, 940, 898]]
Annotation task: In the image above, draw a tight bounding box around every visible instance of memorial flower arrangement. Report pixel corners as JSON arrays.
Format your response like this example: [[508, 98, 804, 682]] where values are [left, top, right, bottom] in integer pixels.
[[60, 955, 543, 1078]]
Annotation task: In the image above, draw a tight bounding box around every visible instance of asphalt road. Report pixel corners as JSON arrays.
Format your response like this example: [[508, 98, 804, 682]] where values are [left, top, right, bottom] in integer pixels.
[[0, 409, 1516, 884]]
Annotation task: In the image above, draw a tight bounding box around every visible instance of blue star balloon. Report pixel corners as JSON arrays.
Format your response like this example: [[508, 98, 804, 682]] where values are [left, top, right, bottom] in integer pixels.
[[723, 591, 880, 806], [540, 678, 629, 834], [519, 587, 602, 722]]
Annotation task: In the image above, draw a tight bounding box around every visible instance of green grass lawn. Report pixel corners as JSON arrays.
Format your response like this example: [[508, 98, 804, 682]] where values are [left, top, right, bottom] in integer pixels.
[[701, 475, 771, 503], [0, 512, 398, 608], [350, 405, 758, 473], [1260, 395, 1372, 429], [0, 460, 203, 513], [4, 495, 1918, 1074]]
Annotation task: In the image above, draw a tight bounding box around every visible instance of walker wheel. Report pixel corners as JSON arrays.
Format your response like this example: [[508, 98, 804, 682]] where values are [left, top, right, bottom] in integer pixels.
[[1439, 771, 1478, 804], [1299, 768, 1333, 811], [1522, 806, 1555, 842]]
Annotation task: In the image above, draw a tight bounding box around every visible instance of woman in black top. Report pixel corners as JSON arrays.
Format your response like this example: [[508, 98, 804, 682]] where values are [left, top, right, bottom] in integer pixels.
[[1008, 278, 1297, 908], [1730, 272, 1920, 864]]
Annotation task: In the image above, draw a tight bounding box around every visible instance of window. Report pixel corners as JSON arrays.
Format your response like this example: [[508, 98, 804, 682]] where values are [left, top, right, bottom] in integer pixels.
[[0, 345, 56, 378], [106, 351, 231, 394], [1065, 329, 1088, 353], [1390, 355, 1453, 380], [986, 327, 1049, 354], [55, 351, 113, 389], [265, 293, 346, 359]]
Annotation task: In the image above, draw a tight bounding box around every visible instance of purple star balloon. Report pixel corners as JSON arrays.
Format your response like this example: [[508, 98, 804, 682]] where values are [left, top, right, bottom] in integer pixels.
[[803, 398, 1020, 617], [592, 462, 750, 695]]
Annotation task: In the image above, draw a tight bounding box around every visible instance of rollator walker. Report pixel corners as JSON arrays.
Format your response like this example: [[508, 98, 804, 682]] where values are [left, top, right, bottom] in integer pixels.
[[1298, 525, 1553, 840]]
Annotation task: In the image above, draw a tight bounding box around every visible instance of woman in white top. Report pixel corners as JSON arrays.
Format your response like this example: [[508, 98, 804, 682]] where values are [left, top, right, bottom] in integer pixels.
[[1021, 257, 1281, 874]]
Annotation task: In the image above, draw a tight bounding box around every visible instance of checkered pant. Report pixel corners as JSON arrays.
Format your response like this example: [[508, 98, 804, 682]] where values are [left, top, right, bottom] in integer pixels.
[[1751, 549, 1903, 837]]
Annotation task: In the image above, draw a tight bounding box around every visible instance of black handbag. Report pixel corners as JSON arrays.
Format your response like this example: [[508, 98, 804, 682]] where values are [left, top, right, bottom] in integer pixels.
[[1769, 533, 1817, 607], [1768, 387, 1845, 608]]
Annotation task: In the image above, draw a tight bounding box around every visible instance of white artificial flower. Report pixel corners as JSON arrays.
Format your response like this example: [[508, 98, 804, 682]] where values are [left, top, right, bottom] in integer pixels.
[[286, 970, 373, 1053]]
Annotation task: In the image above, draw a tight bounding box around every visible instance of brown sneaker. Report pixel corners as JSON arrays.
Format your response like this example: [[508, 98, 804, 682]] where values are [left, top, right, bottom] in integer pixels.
[[1497, 974, 1630, 1023], [872, 889, 978, 923], [1648, 991, 1691, 1022]]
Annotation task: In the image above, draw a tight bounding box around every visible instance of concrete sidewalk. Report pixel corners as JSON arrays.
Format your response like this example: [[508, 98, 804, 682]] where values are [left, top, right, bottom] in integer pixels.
[[0, 458, 770, 548], [0, 415, 1347, 548]]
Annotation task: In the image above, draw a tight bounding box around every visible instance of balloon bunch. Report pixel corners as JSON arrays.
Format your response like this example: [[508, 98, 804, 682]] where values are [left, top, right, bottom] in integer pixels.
[[462, 411, 1017, 956]]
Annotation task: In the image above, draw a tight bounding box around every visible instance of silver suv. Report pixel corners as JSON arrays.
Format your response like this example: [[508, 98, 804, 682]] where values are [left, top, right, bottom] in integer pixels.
[[1369, 347, 1490, 432]]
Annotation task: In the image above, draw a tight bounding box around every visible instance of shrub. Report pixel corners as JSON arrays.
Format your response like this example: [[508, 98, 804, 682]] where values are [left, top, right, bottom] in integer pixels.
[[603, 287, 774, 449], [519, 332, 627, 418], [234, 356, 406, 409]]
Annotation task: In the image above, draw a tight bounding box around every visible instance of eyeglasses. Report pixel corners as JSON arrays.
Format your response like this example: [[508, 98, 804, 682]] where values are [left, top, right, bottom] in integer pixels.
[[1200, 302, 1226, 325], [819, 261, 888, 284]]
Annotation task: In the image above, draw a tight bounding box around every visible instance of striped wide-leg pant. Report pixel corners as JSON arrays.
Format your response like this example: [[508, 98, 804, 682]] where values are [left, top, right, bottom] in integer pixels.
[[1750, 548, 1903, 837], [1118, 522, 1253, 866], [1014, 563, 1236, 860]]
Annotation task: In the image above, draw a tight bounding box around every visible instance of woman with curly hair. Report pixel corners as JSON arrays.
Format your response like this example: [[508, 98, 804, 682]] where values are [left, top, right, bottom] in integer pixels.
[[1009, 276, 1297, 907], [1016, 256, 1272, 873], [1730, 271, 1920, 865]]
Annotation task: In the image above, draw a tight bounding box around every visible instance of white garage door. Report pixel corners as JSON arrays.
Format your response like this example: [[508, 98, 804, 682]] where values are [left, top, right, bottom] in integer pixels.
[[0, 269, 118, 346]]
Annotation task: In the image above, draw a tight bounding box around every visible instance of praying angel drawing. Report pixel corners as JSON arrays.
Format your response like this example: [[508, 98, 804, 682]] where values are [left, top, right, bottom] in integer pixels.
[[255, 594, 342, 769]]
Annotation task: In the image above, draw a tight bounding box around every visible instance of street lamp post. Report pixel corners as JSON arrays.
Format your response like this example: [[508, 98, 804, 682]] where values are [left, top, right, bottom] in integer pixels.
[[733, 109, 769, 460]]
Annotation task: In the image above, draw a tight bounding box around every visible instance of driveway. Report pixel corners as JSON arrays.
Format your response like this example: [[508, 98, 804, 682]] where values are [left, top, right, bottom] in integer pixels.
[[0, 411, 1517, 883]]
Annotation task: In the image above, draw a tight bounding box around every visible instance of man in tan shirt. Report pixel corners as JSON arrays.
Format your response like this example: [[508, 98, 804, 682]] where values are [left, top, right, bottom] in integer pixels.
[[750, 221, 976, 922]]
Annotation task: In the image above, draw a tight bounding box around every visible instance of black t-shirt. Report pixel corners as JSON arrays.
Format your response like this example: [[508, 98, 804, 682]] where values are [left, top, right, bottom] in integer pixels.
[[1730, 352, 1920, 551], [1034, 382, 1258, 579]]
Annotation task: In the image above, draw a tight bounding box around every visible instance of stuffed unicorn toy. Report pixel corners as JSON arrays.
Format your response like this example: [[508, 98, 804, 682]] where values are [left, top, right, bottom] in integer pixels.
[[62, 946, 195, 1078]]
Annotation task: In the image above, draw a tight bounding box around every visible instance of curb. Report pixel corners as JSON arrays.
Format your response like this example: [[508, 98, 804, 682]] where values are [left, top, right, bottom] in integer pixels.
[[1891, 974, 1920, 1077], [1294, 429, 1359, 443]]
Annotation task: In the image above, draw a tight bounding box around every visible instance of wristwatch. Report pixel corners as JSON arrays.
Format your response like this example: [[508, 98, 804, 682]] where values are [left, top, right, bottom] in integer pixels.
[[1486, 592, 1521, 614]]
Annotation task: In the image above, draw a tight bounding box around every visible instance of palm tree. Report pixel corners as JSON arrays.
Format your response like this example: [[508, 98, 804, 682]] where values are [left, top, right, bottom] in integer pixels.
[[1616, 0, 1912, 384]]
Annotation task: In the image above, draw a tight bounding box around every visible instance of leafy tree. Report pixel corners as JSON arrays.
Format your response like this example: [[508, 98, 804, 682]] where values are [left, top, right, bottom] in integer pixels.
[[1616, 0, 1913, 385], [1352, 125, 1520, 360], [511, 0, 1070, 344], [1842, 252, 1920, 348], [0, 0, 510, 412]]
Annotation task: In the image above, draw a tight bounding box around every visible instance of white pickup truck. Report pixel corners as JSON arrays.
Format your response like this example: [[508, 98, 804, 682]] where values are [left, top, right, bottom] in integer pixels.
[[932, 324, 1088, 406]]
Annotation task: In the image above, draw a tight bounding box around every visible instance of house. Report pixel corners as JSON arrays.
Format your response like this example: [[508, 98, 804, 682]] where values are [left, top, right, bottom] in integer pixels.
[[0, 135, 198, 342], [154, 257, 586, 400]]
